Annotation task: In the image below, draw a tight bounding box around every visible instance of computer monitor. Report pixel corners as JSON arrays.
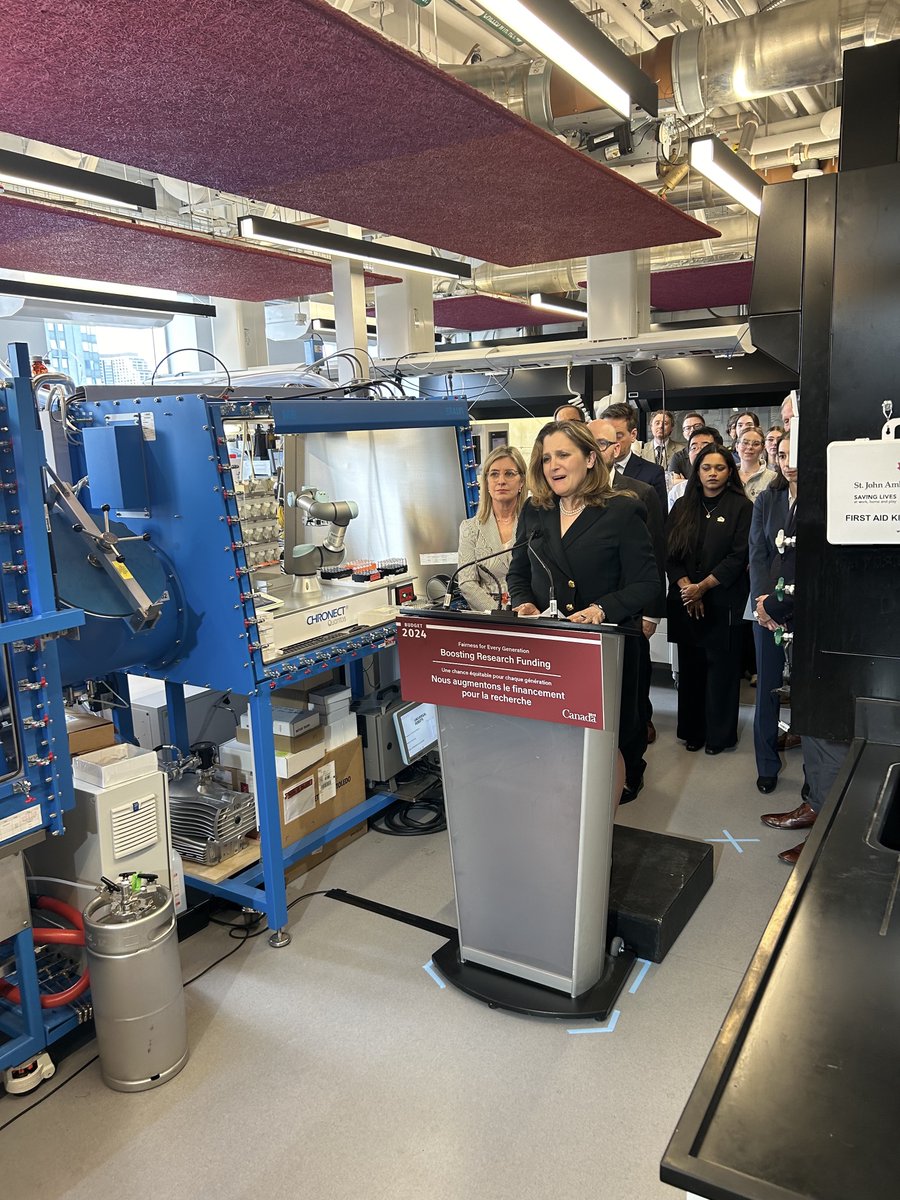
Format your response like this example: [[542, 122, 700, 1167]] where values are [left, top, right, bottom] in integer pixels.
[[393, 702, 438, 766]]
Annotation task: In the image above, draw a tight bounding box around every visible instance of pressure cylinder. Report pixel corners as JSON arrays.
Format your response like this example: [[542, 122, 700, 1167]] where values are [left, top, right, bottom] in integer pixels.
[[83, 884, 188, 1092]]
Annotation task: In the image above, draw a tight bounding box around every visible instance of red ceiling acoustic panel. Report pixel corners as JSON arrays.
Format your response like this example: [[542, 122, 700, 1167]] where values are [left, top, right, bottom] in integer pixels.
[[1, 0, 717, 268], [0, 196, 396, 301], [649, 261, 754, 311], [433, 295, 572, 330]]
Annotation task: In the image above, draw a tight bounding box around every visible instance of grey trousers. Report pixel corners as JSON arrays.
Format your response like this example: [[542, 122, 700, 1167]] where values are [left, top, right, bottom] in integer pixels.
[[800, 736, 849, 815]]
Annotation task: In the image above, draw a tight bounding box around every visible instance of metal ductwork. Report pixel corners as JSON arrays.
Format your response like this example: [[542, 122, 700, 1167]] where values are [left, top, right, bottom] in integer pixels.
[[661, 0, 900, 115]]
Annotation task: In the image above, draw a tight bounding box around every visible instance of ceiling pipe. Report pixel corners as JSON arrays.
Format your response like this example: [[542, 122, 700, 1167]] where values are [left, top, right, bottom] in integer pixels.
[[660, 0, 900, 115]]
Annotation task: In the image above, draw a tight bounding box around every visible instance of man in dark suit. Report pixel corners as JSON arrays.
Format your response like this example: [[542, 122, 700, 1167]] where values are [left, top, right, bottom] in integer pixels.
[[601, 402, 668, 517], [591, 418, 666, 793]]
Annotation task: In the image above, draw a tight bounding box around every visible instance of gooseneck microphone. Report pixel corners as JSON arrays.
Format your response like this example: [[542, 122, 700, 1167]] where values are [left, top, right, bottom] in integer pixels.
[[440, 532, 534, 610], [526, 529, 559, 618]]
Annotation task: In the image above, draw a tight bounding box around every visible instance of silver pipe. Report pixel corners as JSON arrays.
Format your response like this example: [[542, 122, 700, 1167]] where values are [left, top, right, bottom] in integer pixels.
[[671, 0, 900, 115], [443, 57, 555, 131]]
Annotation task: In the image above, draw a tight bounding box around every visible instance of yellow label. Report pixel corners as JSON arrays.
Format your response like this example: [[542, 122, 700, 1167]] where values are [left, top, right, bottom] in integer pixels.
[[113, 561, 134, 581]]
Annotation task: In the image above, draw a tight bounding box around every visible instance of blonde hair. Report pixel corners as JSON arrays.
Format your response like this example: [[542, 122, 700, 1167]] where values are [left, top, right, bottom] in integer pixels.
[[527, 421, 615, 510], [476, 445, 528, 525]]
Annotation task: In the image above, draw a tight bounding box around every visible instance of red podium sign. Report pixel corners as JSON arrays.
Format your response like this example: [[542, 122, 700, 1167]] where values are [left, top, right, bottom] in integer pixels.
[[397, 614, 605, 730]]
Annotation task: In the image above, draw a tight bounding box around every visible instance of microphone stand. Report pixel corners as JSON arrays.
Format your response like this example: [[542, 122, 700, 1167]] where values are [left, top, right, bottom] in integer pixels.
[[527, 534, 559, 618]]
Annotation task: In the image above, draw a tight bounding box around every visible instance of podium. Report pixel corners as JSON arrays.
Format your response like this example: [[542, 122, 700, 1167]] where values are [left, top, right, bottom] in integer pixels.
[[396, 607, 636, 1018]]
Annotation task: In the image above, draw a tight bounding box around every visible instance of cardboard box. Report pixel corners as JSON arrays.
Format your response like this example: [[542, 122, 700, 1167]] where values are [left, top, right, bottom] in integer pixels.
[[284, 822, 367, 882], [221, 726, 325, 778], [280, 736, 366, 848], [272, 674, 335, 708], [223, 736, 366, 851], [65, 710, 116, 756]]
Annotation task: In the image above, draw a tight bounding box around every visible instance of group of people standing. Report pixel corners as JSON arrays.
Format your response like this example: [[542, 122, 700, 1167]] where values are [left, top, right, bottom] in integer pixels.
[[455, 396, 824, 864]]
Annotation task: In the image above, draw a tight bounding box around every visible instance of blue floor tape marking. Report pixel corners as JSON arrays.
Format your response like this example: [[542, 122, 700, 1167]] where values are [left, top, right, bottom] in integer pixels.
[[423, 961, 446, 989], [567, 1009, 620, 1035], [628, 959, 652, 994], [705, 829, 761, 854]]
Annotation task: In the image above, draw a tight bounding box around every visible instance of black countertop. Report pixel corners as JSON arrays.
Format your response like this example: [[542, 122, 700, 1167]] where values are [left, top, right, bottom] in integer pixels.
[[662, 722, 900, 1200]]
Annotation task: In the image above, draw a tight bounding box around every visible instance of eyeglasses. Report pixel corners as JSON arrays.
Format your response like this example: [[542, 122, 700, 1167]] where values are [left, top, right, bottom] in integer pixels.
[[594, 439, 614, 451], [486, 470, 521, 480]]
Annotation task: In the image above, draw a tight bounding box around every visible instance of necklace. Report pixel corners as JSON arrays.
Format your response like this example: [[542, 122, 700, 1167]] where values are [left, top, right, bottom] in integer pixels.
[[701, 496, 724, 520], [560, 499, 585, 516]]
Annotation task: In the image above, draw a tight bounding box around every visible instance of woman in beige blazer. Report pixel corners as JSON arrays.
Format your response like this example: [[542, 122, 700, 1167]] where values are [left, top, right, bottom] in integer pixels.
[[457, 444, 527, 611]]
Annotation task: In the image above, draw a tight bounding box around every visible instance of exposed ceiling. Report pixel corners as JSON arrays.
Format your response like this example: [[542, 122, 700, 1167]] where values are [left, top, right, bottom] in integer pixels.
[[0, 0, 888, 324], [0, 0, 714, 270]]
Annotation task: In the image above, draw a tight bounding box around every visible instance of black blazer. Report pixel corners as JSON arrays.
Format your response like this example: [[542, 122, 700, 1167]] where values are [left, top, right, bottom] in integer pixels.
[[665, 488, 752, 632], [612, 473, 666, 619], [507, 495, 660, 623], [619, 453, 668, 518]]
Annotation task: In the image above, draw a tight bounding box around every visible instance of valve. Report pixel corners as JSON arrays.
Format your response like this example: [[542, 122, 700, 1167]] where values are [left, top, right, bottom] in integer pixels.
[[774, 628, 793, 646], [775, 576, 795, 602], [775, 528, 796, 555], [18, 677, 46, 692]]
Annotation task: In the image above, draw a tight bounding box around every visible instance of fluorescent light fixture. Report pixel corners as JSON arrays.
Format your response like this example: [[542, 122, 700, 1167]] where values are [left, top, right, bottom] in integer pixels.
[[478, 1, 658, 120], [0, 278, 215, 317], [238, 215, 472, 281], [529, 292, 587, 319], [689, 135, 765, 216], [0, 148, 156, 211]]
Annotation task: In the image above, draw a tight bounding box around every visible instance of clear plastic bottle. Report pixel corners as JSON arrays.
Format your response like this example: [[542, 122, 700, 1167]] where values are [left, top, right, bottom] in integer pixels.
[[169, 846, 187, 916]]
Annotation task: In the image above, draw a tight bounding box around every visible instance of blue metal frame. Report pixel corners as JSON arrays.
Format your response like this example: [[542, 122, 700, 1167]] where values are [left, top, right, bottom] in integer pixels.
[[52, 381, 471, 942], [0, 344, 85, 1072]]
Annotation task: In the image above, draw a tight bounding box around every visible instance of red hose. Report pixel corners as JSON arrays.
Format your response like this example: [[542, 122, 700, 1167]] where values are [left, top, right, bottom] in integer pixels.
[[0, 894, 90, 1009]]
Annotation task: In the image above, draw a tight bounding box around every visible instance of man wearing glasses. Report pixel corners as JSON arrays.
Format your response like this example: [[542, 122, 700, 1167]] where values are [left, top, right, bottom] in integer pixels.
[[668, 413, 705, 482]]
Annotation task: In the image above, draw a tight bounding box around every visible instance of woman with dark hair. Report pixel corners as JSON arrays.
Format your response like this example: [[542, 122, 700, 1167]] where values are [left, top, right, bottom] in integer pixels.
[[508, 421, 659, 626], [507, 421, 661, 804], [666, 444, 752, 754]]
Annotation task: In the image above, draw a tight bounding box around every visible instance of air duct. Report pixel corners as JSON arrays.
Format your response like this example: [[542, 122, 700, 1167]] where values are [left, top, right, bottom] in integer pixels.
[[661, 0, 900, 115]]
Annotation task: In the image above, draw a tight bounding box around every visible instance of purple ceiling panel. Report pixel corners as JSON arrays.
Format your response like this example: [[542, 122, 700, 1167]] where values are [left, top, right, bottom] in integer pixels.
[[0, 197, 396, 301], [1, 0, 717, 268], [649, 261, 754, 311], [433, 295, 572, 330]]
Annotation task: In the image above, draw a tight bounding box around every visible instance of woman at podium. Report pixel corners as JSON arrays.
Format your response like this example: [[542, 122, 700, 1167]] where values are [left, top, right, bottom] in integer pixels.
[[457, 445, 527, 612], [507, 422, 659, 625]]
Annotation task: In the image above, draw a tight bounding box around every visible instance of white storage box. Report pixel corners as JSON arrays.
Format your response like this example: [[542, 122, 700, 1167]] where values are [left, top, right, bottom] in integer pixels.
[[323, 714, 359, 753], [71, 743, 158, 788], [309, 684, 351, 711], [239, 706, 319, 739], [219, 730, 326, 780]]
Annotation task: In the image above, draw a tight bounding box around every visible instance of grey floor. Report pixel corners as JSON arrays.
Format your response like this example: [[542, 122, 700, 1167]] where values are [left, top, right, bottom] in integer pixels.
[[1, 676, 805, 1200]]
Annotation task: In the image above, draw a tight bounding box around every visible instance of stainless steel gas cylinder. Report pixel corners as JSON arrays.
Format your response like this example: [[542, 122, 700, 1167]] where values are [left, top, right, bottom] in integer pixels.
[[83, 879, 188, 1092]]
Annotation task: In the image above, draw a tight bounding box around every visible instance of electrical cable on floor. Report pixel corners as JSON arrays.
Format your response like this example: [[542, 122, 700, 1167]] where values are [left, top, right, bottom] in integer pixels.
[[0, 889, 330, 1131]]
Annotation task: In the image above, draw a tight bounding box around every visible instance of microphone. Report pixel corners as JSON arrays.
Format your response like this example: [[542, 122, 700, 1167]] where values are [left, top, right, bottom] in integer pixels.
[[441, 533, 532, 610], [526, 530, 559, 618]]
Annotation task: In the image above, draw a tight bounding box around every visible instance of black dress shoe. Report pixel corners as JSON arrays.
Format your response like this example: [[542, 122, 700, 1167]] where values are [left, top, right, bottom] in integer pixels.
[[685, 742, 704, 752], [756, 775, 778, 794], [620, 777, 645, 805]]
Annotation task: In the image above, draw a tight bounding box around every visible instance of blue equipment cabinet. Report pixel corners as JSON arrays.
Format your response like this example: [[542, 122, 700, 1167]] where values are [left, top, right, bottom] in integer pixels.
[[51, 378, 474, 947], [0, 344, 85, 1077]]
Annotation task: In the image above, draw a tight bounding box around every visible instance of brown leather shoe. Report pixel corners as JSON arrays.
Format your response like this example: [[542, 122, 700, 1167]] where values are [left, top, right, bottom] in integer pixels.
[[646, 721, 657, 745], [778, 840, 806, 865], [761, 800, 817, 830], [777, 732, 802, 751]]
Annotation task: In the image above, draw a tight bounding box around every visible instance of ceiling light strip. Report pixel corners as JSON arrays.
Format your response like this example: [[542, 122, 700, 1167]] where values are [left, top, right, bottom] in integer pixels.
[[238, 215, 471, 280], [529, 291, 587, 318], [0, 148, 156, 212], [0, 278, 214, 317], [477, 1, 658, 119], [689, 136, 765, 217]]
